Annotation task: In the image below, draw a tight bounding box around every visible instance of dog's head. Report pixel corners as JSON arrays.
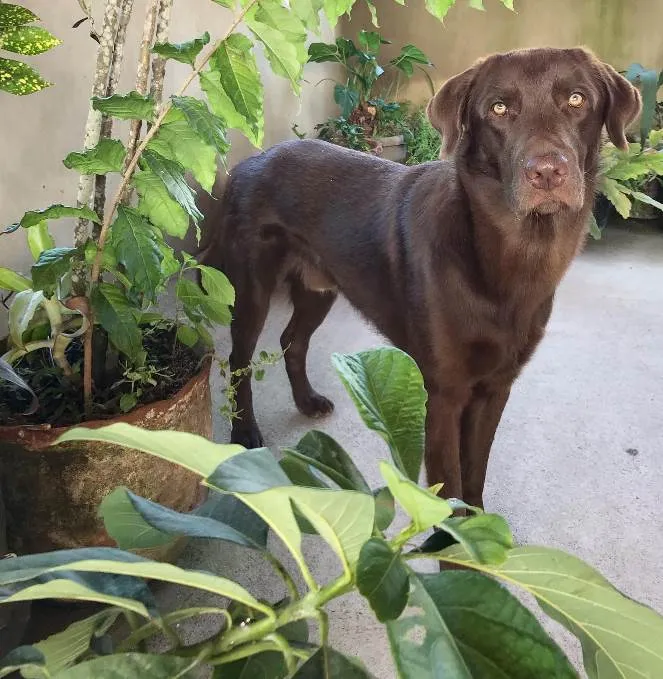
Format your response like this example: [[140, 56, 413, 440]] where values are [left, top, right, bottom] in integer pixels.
[[428, 47, 641, 216]]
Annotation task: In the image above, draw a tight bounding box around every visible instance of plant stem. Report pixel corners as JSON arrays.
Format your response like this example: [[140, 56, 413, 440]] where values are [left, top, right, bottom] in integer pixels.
[[83, 0, 260, 408]]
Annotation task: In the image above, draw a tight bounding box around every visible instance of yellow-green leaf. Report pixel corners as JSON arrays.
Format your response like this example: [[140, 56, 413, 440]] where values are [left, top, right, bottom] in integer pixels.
[[133, 170, 189, 238], [26, 221, 54, 260], [0, 56, 50, 95], [0, 25, 61, 55]]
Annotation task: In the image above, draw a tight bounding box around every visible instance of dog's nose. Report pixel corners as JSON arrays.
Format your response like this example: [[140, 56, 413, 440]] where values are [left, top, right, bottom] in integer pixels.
[[524, 153, 569, 190]]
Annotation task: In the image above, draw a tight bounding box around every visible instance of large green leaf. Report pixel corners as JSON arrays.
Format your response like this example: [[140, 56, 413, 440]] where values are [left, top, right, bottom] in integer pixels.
[[416, 513, 513, 566], [198, 264, 235, 305], [203, 33, 263, 146], [101, 487, 267, 552], [356, 537, 409, 622], [332, 348, 426, 482], [91, 91, 155, 121], [0, 25, 61, 55], [322, 0, 355, 25], [152, 31, 210, 67], [177, 277, 232, 326], [27, 609, 122, 677], [441, 545, 663, 679], [171, 95, 229, 155], [110, 205, 163, 300], [31, 247, 76, 295], [148, 110, 217, 193], [424, 0, 456, 20], [90, 283, 143, 361], [26, 221, 54, 260], [381, 462, 451, 532], [8, 288, 44, 347], [0, 266, 31, 291], [0, 57, 50, 95], [141, 149, 203, 224], [0, 3, 38, 29], [52, 653, 194, 678], [133, 170, 189, 238], [601, 178, 632, 219], [293, 647, 377, 678], [57, 423, 244, 479], [282, 430, 371, 492], [290, 0, 324, 33], [251, 0, 307, 66], [333, 84, 359, 117], [246, 15, 303, 93], [209, 448, 292, 493], [387, 571, 577, 679], [17, 204, 100, 229], [63, 138, 126, 175]]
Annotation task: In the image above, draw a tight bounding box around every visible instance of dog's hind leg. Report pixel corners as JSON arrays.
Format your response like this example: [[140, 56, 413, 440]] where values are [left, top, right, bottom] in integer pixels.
[[228, 251, 281, 449], [280, 275, 337, 418]]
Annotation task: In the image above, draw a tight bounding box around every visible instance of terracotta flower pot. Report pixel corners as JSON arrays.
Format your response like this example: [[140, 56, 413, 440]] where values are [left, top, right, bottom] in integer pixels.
[[372, 134, 407, 163], [0, 357, 212, 562]]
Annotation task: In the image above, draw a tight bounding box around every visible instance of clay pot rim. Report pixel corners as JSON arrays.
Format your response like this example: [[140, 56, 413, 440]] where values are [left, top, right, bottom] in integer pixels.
[[0, 354, 213, 450]]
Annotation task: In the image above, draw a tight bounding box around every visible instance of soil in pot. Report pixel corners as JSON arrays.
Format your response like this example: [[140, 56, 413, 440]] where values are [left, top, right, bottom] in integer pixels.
[[0, 323, 212, 559]]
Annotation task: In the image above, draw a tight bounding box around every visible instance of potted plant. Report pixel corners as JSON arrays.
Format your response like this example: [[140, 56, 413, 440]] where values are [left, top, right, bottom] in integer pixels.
[[308, 30, 433, 162], [1, 347, 662, 676]]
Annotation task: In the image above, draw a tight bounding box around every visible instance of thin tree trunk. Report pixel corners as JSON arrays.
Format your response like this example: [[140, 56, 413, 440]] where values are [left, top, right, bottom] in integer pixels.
[[149, 0, 174, 108]]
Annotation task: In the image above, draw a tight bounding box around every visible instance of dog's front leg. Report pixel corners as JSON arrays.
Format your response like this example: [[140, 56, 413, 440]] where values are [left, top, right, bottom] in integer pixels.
[[460, 385, 511, 508], [424, 386, 468, 501]]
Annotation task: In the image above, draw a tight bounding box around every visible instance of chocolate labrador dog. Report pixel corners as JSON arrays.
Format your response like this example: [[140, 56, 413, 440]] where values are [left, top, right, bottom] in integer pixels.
[[198, 47, 640, 507]]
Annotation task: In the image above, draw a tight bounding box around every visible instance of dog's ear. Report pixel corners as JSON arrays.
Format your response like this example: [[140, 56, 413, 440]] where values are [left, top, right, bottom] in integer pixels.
[[599, 61, 641, 151], [427, 65, 477, 157]]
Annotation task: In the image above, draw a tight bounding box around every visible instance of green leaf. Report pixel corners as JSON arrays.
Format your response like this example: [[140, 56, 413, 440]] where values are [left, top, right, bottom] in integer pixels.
[[381, 462, 452, 532], [18, 204, 100, 228], [424, 0, 456, 20], [282, 430, 371, 492], [101, 487, 266, 551], [601, 177, 632, 219], [91, 283, 143, 361], [29, 609, 122, 677], [468, 0, 484, 9], [441, 545, 663, 679], [0, 56, 50, 95], [141, 149, 203, 224], [0, 25, 61, 55], [171, 94, 229, 155], [111, 205, 163, 300], [31, 247, 76, 295], [390, 44, 431, 77], [198, 264, 235, 305], [322, 0, 355, 26], [0, 646, 45, 679], [51, 653, 194, 678], [0, 266, 31, 291], [0, 3, 38, 30], [176, 324, 198, 347], [387, 571, 577, 679], [291, 0, 324, 33], [63, 138, 126, 175], [98, 487, 173, 551], [373, 486, 395, 531], [251, 0, 308, 67], [365, 0, 379, 26], [152, 31, 210, 67], [588, 212, 602, 240], [307, 41, 344, 63], [203, 33, 263, 146], [119, 392, 137, 413], [148, 112, 217, 193], [57, 423, 244, 478], [177, 277, 232, 326], [208, 448, 293, 493], [293, 647, 377, 678], [624, 187, 663, 213], [357, 537, 410, 622], [133, 170, 189, 238], [332, 348, 426, 482], [92, 91, 155, 120], [246, 15, 303, 93], [417, 513, 513, 566], [8, 289, 44, 347], [280, 455, 330, 488], [26, 221, 54, 260], [333, 83, 359, 117]]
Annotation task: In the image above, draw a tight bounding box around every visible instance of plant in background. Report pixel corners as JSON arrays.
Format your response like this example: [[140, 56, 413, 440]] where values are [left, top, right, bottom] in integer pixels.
[[623, 62, 663, 144], [0, 347, 662, 677], [0, 2, 60, 95], [314, 115, 371, 152], [403, 105, 441, 165]]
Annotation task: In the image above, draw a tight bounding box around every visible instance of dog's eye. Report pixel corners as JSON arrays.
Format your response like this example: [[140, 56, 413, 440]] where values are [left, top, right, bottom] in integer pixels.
[[568, 92, 584, 108], [491, 102, 507, 116]]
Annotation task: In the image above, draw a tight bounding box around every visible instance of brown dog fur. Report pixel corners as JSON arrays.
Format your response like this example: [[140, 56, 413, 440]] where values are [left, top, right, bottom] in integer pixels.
[[198, 47, 640, 506]]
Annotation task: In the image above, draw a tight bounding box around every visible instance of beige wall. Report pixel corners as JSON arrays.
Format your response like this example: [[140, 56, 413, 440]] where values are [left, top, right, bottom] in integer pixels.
[[0, 0, 339, 302], [344, 0, 663, 105]]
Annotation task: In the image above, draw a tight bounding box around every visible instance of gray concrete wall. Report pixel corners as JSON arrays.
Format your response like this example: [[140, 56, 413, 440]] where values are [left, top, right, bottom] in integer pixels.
[[0, 0, 339, 322], [344, 0, 663, 104]]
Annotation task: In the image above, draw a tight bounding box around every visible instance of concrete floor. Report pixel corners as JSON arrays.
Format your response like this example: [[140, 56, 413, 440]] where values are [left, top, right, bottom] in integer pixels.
[[166, 223, 663, 677]]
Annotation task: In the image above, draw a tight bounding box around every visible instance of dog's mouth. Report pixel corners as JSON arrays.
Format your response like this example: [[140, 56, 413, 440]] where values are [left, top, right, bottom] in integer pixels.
[[528, 195, 565, 215]]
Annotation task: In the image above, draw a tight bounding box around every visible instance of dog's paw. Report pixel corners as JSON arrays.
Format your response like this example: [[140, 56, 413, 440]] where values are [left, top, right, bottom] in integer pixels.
[[230, 425, 265, 449], [296, 391, 335, 418]]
